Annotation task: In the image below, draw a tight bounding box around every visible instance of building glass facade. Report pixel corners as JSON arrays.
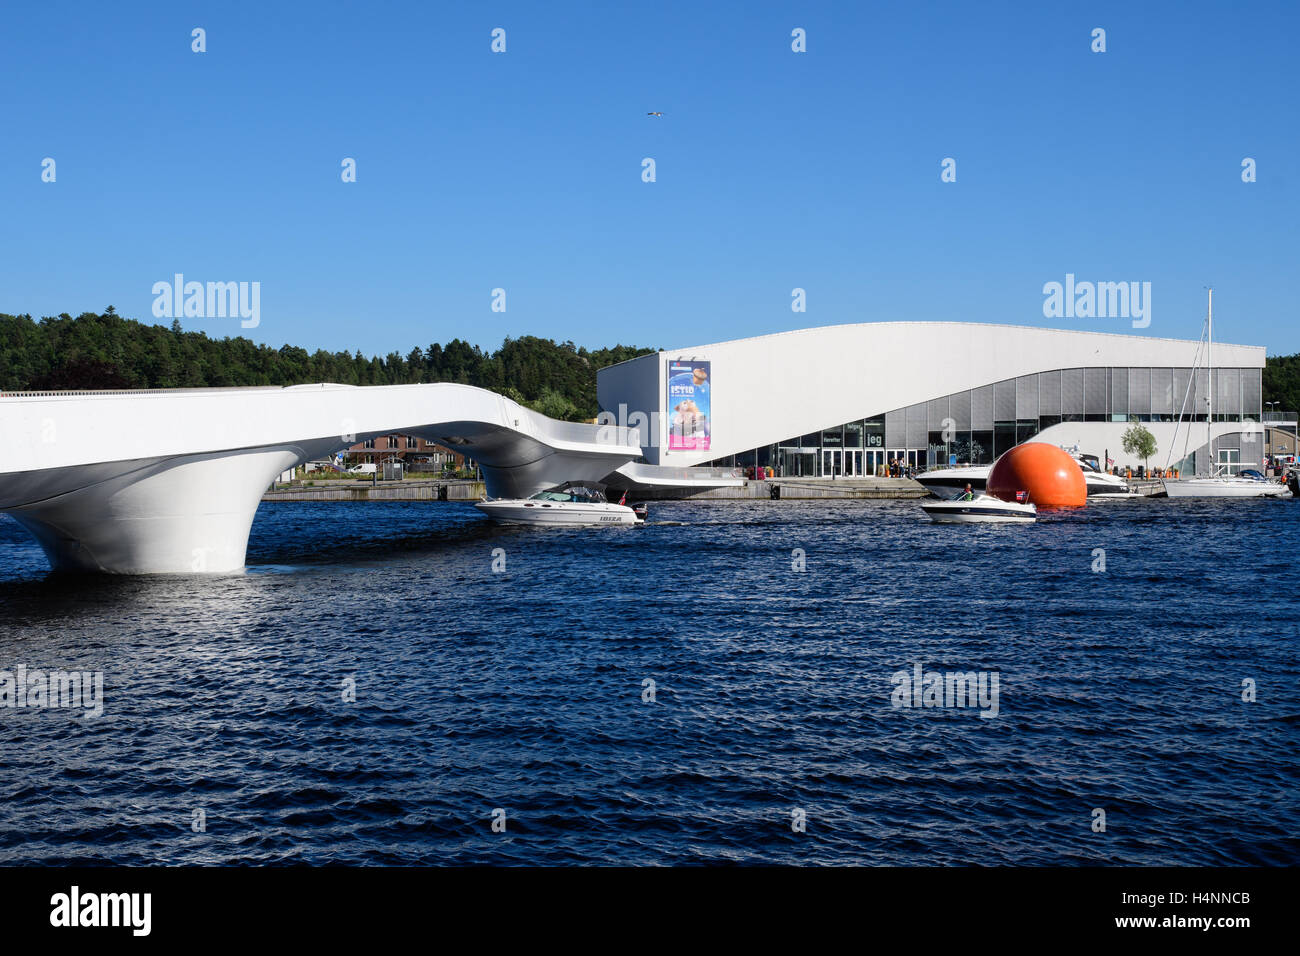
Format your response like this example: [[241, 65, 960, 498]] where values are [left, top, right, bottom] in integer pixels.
[[702, 366, 1263, 477]]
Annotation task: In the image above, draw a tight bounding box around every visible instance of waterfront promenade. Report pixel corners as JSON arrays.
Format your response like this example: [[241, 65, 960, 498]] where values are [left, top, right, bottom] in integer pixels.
[[261, 475, 1170, 503], [261, 476, 933, 502]]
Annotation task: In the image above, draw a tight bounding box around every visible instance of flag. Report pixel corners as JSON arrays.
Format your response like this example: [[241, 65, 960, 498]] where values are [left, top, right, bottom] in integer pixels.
[[618, 491, 627, 506], [1015, 490, 1028, 502], [1106, 457, 1114, 467]]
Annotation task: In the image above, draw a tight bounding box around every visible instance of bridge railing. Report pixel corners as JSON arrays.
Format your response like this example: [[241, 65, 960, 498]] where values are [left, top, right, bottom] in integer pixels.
[[0, 386, 282, 399]]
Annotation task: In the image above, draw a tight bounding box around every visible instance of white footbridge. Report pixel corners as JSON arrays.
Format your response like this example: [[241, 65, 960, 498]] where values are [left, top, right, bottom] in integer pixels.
[[0, 383, 645, 574]]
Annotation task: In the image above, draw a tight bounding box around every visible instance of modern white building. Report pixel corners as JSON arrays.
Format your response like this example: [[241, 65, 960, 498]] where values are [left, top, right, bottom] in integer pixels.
[[597, 322, 1269, 477]]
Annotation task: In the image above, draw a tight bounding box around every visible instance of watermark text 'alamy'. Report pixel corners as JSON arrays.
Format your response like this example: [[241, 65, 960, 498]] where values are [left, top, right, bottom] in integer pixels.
[[1043, 274, 1150, 329], [152, 274, 260, 328]]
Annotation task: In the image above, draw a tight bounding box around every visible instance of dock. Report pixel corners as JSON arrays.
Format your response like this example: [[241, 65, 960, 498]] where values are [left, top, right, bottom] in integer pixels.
[[633, 477, 929, 500], [263, 478, 485, 502], [263, 476, 1168, 503], [262, 476, 929, 502], [1127, 479, 1168, 497]]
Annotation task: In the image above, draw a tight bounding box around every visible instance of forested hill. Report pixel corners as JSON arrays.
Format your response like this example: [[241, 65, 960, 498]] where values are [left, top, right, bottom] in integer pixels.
[[1264, 353, 1300, 419], [0, 309, 656, 422]]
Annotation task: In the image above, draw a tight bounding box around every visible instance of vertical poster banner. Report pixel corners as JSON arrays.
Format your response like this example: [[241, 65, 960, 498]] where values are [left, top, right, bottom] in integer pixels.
[[667, 359, 711, 451]]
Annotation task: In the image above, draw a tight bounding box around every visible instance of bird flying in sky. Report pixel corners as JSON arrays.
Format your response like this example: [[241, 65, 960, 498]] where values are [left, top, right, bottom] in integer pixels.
[[646, 111, 663, 117]]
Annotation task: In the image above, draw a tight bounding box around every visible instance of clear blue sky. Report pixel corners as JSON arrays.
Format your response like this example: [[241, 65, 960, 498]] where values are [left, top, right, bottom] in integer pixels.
[[3, 1, 1297, 356]]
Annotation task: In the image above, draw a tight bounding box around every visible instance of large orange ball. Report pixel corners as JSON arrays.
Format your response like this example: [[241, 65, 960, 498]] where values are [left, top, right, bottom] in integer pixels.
[[987, 442, 1087, 507]]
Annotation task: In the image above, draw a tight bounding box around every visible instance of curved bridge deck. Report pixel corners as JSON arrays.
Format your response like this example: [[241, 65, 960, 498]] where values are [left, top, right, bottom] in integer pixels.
[[0, 383, 641, 573]]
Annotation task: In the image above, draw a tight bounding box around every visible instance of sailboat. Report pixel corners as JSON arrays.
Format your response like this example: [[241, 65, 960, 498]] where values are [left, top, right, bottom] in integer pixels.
[[1161, 290, 1287, 499]]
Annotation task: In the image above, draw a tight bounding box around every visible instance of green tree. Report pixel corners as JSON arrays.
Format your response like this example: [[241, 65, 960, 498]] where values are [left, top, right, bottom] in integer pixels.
[[530, 387, 579, 422], [1122, 423, 1158, 471], [1264, 353, 1300, 416]]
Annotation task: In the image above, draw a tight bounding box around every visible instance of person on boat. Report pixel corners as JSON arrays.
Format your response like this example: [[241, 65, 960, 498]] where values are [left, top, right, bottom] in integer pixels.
[[959, 483, 974, 501]]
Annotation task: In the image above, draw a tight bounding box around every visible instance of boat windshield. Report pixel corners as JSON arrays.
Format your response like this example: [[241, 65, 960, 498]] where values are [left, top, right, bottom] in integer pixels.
[[529, 487, 606, 503]]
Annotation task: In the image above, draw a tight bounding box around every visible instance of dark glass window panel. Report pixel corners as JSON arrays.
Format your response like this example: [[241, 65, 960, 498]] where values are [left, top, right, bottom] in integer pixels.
[[994, 421, 1017, 458]]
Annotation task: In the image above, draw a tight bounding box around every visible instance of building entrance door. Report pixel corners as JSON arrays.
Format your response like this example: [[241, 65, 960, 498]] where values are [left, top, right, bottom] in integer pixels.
[[822, 449, 842, 477]]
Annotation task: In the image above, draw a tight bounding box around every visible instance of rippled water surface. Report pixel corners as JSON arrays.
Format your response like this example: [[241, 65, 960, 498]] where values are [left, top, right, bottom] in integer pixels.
[[1, 497, 1297, 865]]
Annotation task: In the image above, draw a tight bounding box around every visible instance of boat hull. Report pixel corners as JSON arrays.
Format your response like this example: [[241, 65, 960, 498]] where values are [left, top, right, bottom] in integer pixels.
[[475, 499, 639, 527], [1161, 479, 1288, 499], [921, 498, 1037, 523]]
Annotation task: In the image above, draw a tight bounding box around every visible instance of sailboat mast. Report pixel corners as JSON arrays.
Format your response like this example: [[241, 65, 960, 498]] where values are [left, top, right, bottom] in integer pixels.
[[1206, 288, 1213, 474]]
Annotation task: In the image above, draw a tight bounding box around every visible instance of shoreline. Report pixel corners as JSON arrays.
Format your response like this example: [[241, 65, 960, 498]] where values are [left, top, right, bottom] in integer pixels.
[[261, 476, 1170, 503]]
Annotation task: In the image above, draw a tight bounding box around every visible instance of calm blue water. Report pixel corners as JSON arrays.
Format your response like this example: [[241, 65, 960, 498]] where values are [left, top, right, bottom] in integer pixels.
[[0, 497, 1297, 865]]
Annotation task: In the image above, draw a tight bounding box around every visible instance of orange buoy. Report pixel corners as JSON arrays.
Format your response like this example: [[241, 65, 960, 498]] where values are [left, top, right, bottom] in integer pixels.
[[987, 442, 1087, 507]]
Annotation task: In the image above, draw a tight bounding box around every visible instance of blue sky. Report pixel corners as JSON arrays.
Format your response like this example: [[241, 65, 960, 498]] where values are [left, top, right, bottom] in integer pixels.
[[3, 1, 1297, 356]]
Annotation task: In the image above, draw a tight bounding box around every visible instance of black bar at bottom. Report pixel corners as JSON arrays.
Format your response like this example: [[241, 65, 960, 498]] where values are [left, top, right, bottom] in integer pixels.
[[0, 866, 1282, 942]]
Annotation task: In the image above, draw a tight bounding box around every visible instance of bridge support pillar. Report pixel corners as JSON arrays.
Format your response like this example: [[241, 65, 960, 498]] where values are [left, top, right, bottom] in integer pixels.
[[7, 448, 299, 574]]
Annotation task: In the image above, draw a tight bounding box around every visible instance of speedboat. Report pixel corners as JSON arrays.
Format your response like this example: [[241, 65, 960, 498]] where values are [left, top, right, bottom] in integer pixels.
[[1162, 466, 1288, 499], [475, 484, 641, 527], [1071, 453, 1136, 496], [916, 451, 1131, 498], [921, 492, 1037, 523]]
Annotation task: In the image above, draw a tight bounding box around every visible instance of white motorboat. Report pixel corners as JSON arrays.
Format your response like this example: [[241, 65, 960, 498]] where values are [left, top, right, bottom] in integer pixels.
[[475, 484, 641, 527], [917, 451, 1131, 498], [921, 492, 1037, 523], [1070, 452, 1136, 496], [915, 464, 992, 494]]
